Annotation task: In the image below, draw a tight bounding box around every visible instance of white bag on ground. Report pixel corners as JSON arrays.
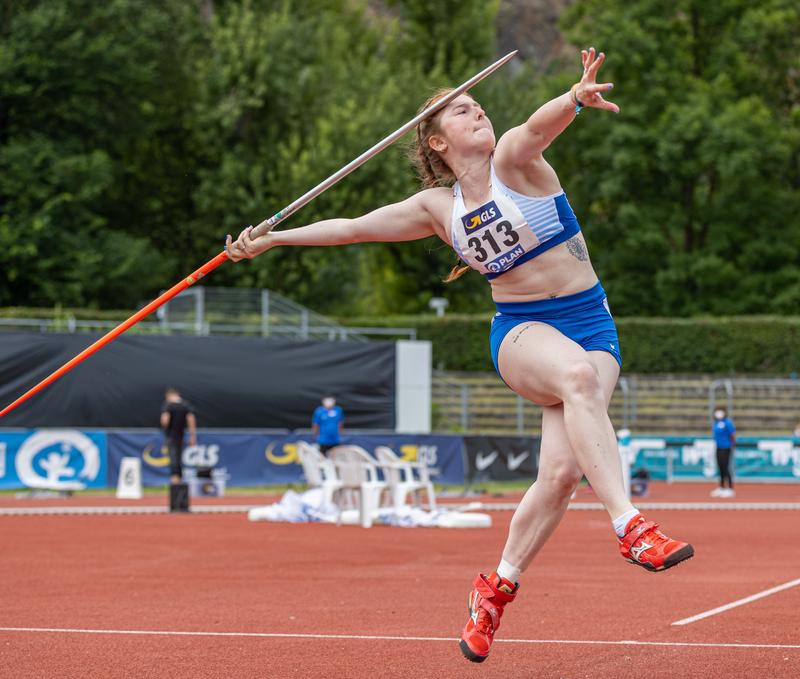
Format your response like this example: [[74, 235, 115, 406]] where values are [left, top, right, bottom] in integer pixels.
[[339, 506, 492, 528], [247, 488, 339, 523], [374, 506, 492, 529], [248, 489, 491, 528]]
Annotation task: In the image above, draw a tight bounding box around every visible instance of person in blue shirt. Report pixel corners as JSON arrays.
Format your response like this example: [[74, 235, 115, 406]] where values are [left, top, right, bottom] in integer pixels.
[[711, 407, 736, 498], [312, 395, 344, 454]]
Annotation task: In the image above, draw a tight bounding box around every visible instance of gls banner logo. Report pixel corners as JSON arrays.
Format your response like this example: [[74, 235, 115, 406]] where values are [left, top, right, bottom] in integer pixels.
[[14, 430, 105, 490], [265, 441, 301, 466], [143, 443, 220, 468], [462, 201, 500, 232], [183, 445, 220, 467], [398, 444, 438, 466]]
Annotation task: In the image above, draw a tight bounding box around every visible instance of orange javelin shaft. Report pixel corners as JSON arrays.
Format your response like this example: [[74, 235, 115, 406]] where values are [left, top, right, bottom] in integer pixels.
[[0, 251, 229, 419]]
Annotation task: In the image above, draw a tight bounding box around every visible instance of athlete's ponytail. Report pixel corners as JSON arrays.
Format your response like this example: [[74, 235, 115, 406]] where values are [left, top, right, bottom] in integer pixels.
[[444, 263, 470, 282]]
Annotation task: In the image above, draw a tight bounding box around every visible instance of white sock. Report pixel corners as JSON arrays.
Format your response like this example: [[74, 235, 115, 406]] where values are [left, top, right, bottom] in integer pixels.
[[612, 508, 640, 538], [496, 558, 521, 584]]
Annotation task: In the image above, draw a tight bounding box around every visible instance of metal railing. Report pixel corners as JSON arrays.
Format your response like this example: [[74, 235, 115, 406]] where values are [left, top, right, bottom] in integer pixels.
[[431, 371, 632, 434], [708, 378, 800, 431], [157, 287, 416, 340], [0, 287, 416, 342], [433, 372, 800, 436]]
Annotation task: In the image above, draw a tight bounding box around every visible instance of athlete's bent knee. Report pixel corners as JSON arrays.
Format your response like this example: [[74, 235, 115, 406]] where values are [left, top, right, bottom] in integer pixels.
[[539, 464, 582, 501], [563, 361, 603, 404]]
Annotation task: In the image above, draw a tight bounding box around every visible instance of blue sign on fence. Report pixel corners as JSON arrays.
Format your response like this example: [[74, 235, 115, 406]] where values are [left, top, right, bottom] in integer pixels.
[[0, 429, 107, 490], [105, 431, 465, 487]]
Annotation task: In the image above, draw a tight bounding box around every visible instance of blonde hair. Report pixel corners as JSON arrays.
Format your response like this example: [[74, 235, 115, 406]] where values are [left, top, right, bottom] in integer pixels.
[[411, 88, 471, 283]]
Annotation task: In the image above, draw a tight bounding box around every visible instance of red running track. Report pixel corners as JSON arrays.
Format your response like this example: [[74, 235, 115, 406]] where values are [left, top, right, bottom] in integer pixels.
[[1, 485, 799, 678]]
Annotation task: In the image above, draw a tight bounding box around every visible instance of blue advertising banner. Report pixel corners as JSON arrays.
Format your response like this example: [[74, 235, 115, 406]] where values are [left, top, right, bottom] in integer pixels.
[[107, 432, 291, 487], [106, 431, 465, 487], [0, 429, 107, 490], [4, 429, 797, 490], [624, 436, 800, 482]]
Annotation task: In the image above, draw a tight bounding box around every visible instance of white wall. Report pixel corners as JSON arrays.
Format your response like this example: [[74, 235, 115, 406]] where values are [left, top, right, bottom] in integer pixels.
[[395, 340, 432, 433]]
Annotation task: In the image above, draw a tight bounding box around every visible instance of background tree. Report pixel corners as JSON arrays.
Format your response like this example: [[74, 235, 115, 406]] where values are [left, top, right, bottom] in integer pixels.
[[1, 0, 798, 318], [0, 0, 202, 307], [548, 0, 800, 315]]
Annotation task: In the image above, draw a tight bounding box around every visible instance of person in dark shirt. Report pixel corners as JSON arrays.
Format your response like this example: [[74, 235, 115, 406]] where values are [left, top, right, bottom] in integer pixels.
[[160, 387, 197, 484]]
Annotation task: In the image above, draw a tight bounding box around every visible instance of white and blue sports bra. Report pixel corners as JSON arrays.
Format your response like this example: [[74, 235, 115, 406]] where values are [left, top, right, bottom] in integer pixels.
[[450, 162, 581, 280]]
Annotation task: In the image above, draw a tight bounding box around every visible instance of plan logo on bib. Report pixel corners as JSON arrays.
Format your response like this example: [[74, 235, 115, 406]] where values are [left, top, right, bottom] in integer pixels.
[[15, 430, 104, 490], [486, 244, 525, 273]]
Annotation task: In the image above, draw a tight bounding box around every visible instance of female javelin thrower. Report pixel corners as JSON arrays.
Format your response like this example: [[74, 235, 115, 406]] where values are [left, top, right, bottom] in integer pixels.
[[226, 48, 694, 663]]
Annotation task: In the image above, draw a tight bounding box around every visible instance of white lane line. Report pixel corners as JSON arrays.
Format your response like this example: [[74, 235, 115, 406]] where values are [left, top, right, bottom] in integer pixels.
[[489, 502, 800, 511], [0, 627, 798, 650], [672, 577, 800, 626], [0, 505, 261, 516], [3, 502, 800, 516], [566, 502, 800, 511]]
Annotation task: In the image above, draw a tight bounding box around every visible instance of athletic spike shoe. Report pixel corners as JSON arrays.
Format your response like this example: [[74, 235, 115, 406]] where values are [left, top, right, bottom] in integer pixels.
[[620, 514, 694, 572], [459, 572, 518, 663]]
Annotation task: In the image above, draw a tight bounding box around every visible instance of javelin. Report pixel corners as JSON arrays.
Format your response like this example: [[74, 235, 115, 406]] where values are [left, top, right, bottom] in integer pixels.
[[0, 50, 517, 419]]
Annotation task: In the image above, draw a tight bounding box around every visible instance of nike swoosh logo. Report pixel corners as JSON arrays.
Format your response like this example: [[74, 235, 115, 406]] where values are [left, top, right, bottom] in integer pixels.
[[507, 452, 529, 471], [475, 452, 498, 471]]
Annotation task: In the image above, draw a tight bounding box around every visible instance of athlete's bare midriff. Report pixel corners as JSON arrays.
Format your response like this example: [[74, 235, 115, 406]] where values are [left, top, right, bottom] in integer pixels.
[[486, 235, 598, 302], [424, 186, 599, 303]]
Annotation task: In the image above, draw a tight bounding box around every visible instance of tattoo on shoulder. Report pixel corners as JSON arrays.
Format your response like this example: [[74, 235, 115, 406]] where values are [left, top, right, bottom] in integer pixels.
[[565, 235, 589, 262]]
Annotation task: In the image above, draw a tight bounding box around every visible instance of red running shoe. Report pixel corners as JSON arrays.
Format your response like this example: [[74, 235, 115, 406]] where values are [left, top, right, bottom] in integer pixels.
[[620, 514, 694, 571], [459, 572, 518, 663]]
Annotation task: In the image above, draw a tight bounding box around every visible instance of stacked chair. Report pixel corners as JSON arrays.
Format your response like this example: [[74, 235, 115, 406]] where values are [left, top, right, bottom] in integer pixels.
[[296, 440, 344, 506], [374, 445, 437, 511], [327, 446, 389, 527], [297, 441, 438, 527]]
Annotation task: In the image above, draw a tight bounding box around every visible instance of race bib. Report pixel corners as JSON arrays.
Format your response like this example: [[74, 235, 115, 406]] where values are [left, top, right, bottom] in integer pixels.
[[460, 194, 540, 275]]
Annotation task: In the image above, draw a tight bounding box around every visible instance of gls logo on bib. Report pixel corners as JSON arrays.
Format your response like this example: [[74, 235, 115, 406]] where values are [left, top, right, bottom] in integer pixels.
[[462, 201, 500, 232]]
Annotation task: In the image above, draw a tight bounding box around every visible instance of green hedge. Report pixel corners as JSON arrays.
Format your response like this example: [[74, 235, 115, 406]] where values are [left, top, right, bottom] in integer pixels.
[[343, 315, 800, 374], [615, 317, 800, 374]]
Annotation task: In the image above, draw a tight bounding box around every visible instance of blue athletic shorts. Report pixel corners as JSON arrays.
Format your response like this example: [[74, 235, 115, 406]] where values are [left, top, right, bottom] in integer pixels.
[[489, 281, 622, 381]]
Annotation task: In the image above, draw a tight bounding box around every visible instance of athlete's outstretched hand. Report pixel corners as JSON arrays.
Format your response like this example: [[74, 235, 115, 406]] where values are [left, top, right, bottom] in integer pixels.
[[225, 225, 275, 262], [573, 47, 619, 114]]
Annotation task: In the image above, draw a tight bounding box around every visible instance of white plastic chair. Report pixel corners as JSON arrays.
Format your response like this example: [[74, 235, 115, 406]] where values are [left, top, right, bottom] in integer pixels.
[[296, 440, 343, 506], [375, 445, 437, 511], [328, 445, 389, 527]]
